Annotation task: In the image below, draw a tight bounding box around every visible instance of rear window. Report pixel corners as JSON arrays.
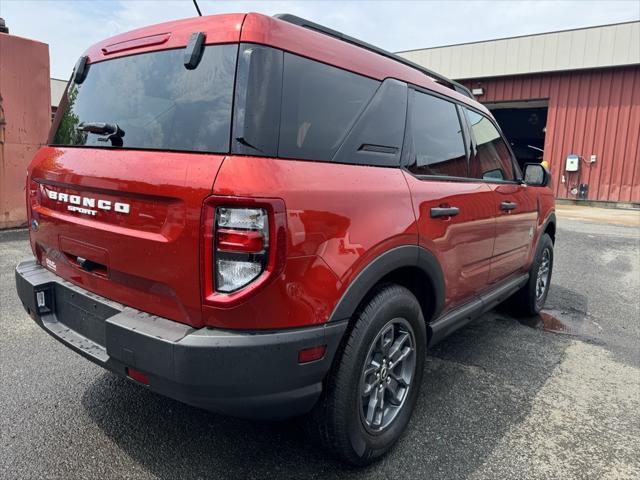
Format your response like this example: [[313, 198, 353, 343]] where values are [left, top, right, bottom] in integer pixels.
[[51, 44, 237, 153]]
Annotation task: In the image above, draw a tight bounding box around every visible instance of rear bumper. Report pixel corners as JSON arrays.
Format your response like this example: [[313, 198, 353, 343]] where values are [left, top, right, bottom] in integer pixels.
[[15, 259, 347, 419]]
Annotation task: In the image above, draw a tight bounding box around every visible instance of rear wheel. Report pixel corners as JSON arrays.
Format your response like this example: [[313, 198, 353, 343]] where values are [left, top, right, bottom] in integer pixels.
[[309, 284, 426, 466], [513, 233, 554, 316]]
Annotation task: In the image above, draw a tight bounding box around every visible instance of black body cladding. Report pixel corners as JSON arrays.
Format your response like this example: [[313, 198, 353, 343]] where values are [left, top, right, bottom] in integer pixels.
[[15, 260, 347, 419]]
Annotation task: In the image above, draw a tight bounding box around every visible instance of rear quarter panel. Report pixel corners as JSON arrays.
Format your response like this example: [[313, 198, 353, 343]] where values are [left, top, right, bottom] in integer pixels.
[[207, 156, 417, 329]]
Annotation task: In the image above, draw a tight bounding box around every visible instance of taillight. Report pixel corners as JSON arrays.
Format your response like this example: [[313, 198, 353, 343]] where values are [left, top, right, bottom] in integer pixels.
[[201, 196, 286, 306], [215, 207, 268, 293]]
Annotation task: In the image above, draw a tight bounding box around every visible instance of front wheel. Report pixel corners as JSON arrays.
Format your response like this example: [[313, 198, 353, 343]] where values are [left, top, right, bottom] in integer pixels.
[[513, 233, 554, 316], [309, 284, 426, 466]]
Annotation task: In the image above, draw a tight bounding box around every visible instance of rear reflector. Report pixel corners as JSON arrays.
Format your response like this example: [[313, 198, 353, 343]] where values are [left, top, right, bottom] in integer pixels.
[[298, 345, 327, 364], [217, 228, 264, 253], [126, 367, 150, 385]]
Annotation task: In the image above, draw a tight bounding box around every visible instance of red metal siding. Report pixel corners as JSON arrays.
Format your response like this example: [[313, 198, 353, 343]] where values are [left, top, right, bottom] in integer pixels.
[[463, 66, 640, 203]]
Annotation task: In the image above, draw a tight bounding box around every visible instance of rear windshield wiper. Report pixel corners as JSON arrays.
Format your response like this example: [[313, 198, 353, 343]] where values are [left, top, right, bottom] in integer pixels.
[[78, 122, 125, 147]]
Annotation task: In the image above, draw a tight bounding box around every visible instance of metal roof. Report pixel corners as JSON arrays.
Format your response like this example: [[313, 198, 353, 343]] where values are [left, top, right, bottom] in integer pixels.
[[397, 21, 640, 80]]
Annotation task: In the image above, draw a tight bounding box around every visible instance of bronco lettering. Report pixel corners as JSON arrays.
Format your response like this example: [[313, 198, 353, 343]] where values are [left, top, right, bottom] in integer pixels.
[[46, 189, 129, 215]]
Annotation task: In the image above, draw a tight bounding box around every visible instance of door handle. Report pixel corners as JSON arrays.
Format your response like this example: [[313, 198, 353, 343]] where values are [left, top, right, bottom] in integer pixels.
[[430, 206, 460, 218], [500, 201, 517, 211]]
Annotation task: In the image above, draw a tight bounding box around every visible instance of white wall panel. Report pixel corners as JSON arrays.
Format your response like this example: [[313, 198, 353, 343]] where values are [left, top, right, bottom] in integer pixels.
[[398, 22, 640, 79]]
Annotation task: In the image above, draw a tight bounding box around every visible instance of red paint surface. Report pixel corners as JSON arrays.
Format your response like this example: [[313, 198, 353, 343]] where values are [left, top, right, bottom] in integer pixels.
[[208, 156, 417, 329], [26, 13, 555, 330], [402, 174, 496, 305], [463, 66, 640, 203], [29, 147, 225, 328], [83, 13, 245, 64]]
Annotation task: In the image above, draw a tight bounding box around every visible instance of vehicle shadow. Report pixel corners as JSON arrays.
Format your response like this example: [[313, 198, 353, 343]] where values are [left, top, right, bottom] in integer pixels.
[[81, 286, 582, 480]]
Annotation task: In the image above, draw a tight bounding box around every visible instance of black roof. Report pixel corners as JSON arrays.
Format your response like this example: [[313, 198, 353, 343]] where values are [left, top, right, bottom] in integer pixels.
[[274, 13, 474, 99]]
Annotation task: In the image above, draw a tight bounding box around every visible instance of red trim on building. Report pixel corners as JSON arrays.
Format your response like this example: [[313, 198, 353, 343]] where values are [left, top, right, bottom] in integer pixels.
[[464, 66, 640, 203]]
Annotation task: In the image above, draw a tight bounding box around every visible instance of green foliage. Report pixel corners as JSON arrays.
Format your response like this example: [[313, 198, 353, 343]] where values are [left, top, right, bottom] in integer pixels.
[[52, 85, 87, 145]]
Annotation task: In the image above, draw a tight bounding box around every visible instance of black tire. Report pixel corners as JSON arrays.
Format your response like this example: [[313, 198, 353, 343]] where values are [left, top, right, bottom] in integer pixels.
[[513, 233, 554, 316], [309, 284, 426, 466]]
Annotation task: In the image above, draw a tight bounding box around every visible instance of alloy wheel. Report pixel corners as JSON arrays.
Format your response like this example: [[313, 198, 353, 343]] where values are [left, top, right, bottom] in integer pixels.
[[359, 318, 416, 432], [536, 247, 551, 300]]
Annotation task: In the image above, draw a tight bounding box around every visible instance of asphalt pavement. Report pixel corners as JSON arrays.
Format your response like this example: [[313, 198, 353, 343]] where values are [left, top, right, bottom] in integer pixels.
[[1, 211, 639, 480]]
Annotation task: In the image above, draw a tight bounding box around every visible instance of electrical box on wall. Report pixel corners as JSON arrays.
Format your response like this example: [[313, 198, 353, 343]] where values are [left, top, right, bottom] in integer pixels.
[[566, 154, 580, 172]]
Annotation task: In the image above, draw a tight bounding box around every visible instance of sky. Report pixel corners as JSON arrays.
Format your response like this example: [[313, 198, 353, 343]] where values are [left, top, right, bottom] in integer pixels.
[[1, 0, 639, 79]]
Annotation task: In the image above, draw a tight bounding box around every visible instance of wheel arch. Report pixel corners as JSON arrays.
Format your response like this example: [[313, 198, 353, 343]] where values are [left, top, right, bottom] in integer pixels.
[[543, 212, 556, 244], [327, 246, 445, 327]]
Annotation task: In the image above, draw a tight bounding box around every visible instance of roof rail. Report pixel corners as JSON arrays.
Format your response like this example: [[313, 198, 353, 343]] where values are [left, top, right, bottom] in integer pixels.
[[273, 13, 474, 99]]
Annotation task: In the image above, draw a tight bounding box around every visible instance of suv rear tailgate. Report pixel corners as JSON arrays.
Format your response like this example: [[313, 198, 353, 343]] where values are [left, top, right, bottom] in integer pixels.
[[28, 147, 224, 328]]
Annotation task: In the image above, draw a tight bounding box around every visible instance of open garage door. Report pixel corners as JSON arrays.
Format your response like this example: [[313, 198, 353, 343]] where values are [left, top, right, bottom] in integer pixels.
[[485, 100, 548, 172]]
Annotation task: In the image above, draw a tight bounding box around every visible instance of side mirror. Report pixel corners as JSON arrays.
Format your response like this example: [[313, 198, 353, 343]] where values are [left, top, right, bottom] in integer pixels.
[[523, 163, 549, 187]]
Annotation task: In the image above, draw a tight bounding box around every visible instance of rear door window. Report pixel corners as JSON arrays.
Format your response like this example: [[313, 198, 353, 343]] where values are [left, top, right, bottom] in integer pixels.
[[406, 90, 468, 177], [51, 44, 237, 153], [278, 53, 379, 161], [465, 109, 516, 181]]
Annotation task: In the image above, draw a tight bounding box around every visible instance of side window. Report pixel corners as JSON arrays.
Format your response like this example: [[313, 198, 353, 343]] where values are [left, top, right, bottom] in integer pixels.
[[279, 53, 379, 161], [466, 109, 515, 181], [407, 91, 467, 177], [332, 78, 407, 167], [232, 45, 283, 157]]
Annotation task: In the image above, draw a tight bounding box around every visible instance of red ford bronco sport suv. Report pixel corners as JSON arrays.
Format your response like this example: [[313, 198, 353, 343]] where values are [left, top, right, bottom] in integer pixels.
[[15, 13, 555, 465]]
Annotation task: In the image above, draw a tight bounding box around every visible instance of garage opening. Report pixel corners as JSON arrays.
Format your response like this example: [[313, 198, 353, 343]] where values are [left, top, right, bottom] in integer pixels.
[[485, 100, 548, 172]]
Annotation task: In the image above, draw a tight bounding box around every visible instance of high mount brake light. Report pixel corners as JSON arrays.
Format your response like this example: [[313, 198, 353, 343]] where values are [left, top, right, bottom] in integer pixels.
[[201, 197, 286, 306]]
